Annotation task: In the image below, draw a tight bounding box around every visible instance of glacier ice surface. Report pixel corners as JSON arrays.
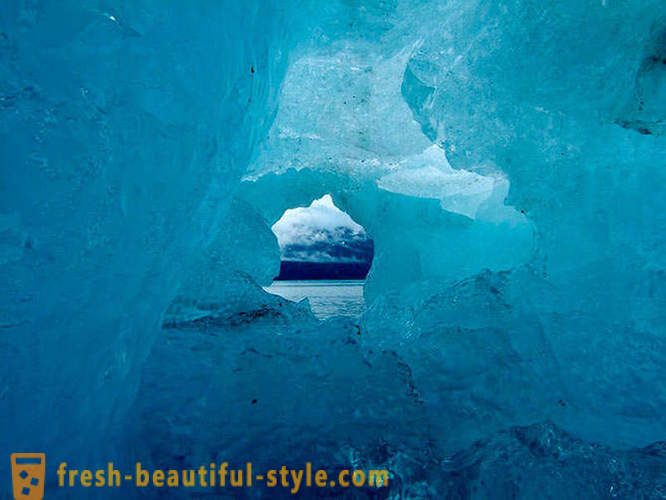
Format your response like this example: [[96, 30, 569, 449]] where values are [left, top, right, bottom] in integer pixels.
[[3, 0, 666, 498]]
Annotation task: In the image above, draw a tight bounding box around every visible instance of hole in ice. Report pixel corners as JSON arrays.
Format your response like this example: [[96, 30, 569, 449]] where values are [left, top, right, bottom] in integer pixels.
[[270, 194, 373, 280], [264, 194, 373, 319]]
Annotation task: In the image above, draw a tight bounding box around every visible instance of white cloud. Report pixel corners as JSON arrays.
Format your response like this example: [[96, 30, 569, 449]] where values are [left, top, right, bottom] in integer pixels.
[[271, 194, 365, 248]]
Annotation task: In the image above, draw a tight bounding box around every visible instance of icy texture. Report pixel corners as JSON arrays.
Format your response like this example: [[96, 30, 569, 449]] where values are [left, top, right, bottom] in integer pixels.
[[3, 0, 666, 498], [1, 0, 291, 477], [163, 197, 283, 327]]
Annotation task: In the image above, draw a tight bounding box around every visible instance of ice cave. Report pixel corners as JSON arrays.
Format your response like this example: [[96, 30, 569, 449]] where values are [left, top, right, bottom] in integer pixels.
[[2, 0, 666, 498]]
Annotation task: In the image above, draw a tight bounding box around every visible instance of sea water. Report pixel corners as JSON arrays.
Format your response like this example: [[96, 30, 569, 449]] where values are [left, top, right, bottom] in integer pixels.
[[264, 280, 365, 320]]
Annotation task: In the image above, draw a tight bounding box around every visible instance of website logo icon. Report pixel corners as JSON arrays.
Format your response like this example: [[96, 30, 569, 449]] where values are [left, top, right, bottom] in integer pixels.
[[11, 454, 45, 500]]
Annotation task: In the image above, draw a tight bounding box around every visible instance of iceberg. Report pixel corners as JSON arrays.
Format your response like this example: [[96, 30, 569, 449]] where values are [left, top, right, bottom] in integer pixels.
[[2, 0, 666, 497]]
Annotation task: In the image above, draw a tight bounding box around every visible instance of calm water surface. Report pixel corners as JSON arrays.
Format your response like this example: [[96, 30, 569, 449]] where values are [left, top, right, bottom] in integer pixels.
[[264, 280, 365, 320]]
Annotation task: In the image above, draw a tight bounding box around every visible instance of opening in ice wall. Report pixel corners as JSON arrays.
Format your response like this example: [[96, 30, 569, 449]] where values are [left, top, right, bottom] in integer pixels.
[[271, 194, 374, 281]]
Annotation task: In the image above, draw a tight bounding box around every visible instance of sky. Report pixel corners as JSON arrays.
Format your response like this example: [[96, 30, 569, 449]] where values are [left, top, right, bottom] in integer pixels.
[[271, 195, 373, 263]]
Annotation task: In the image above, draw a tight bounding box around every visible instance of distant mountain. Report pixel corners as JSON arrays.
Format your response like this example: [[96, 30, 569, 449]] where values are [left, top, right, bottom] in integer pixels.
[[277, 229, 373, 280], [276, 260, 372, 280], [271, 195, 373, 280], [280, 227, 374, 263]]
